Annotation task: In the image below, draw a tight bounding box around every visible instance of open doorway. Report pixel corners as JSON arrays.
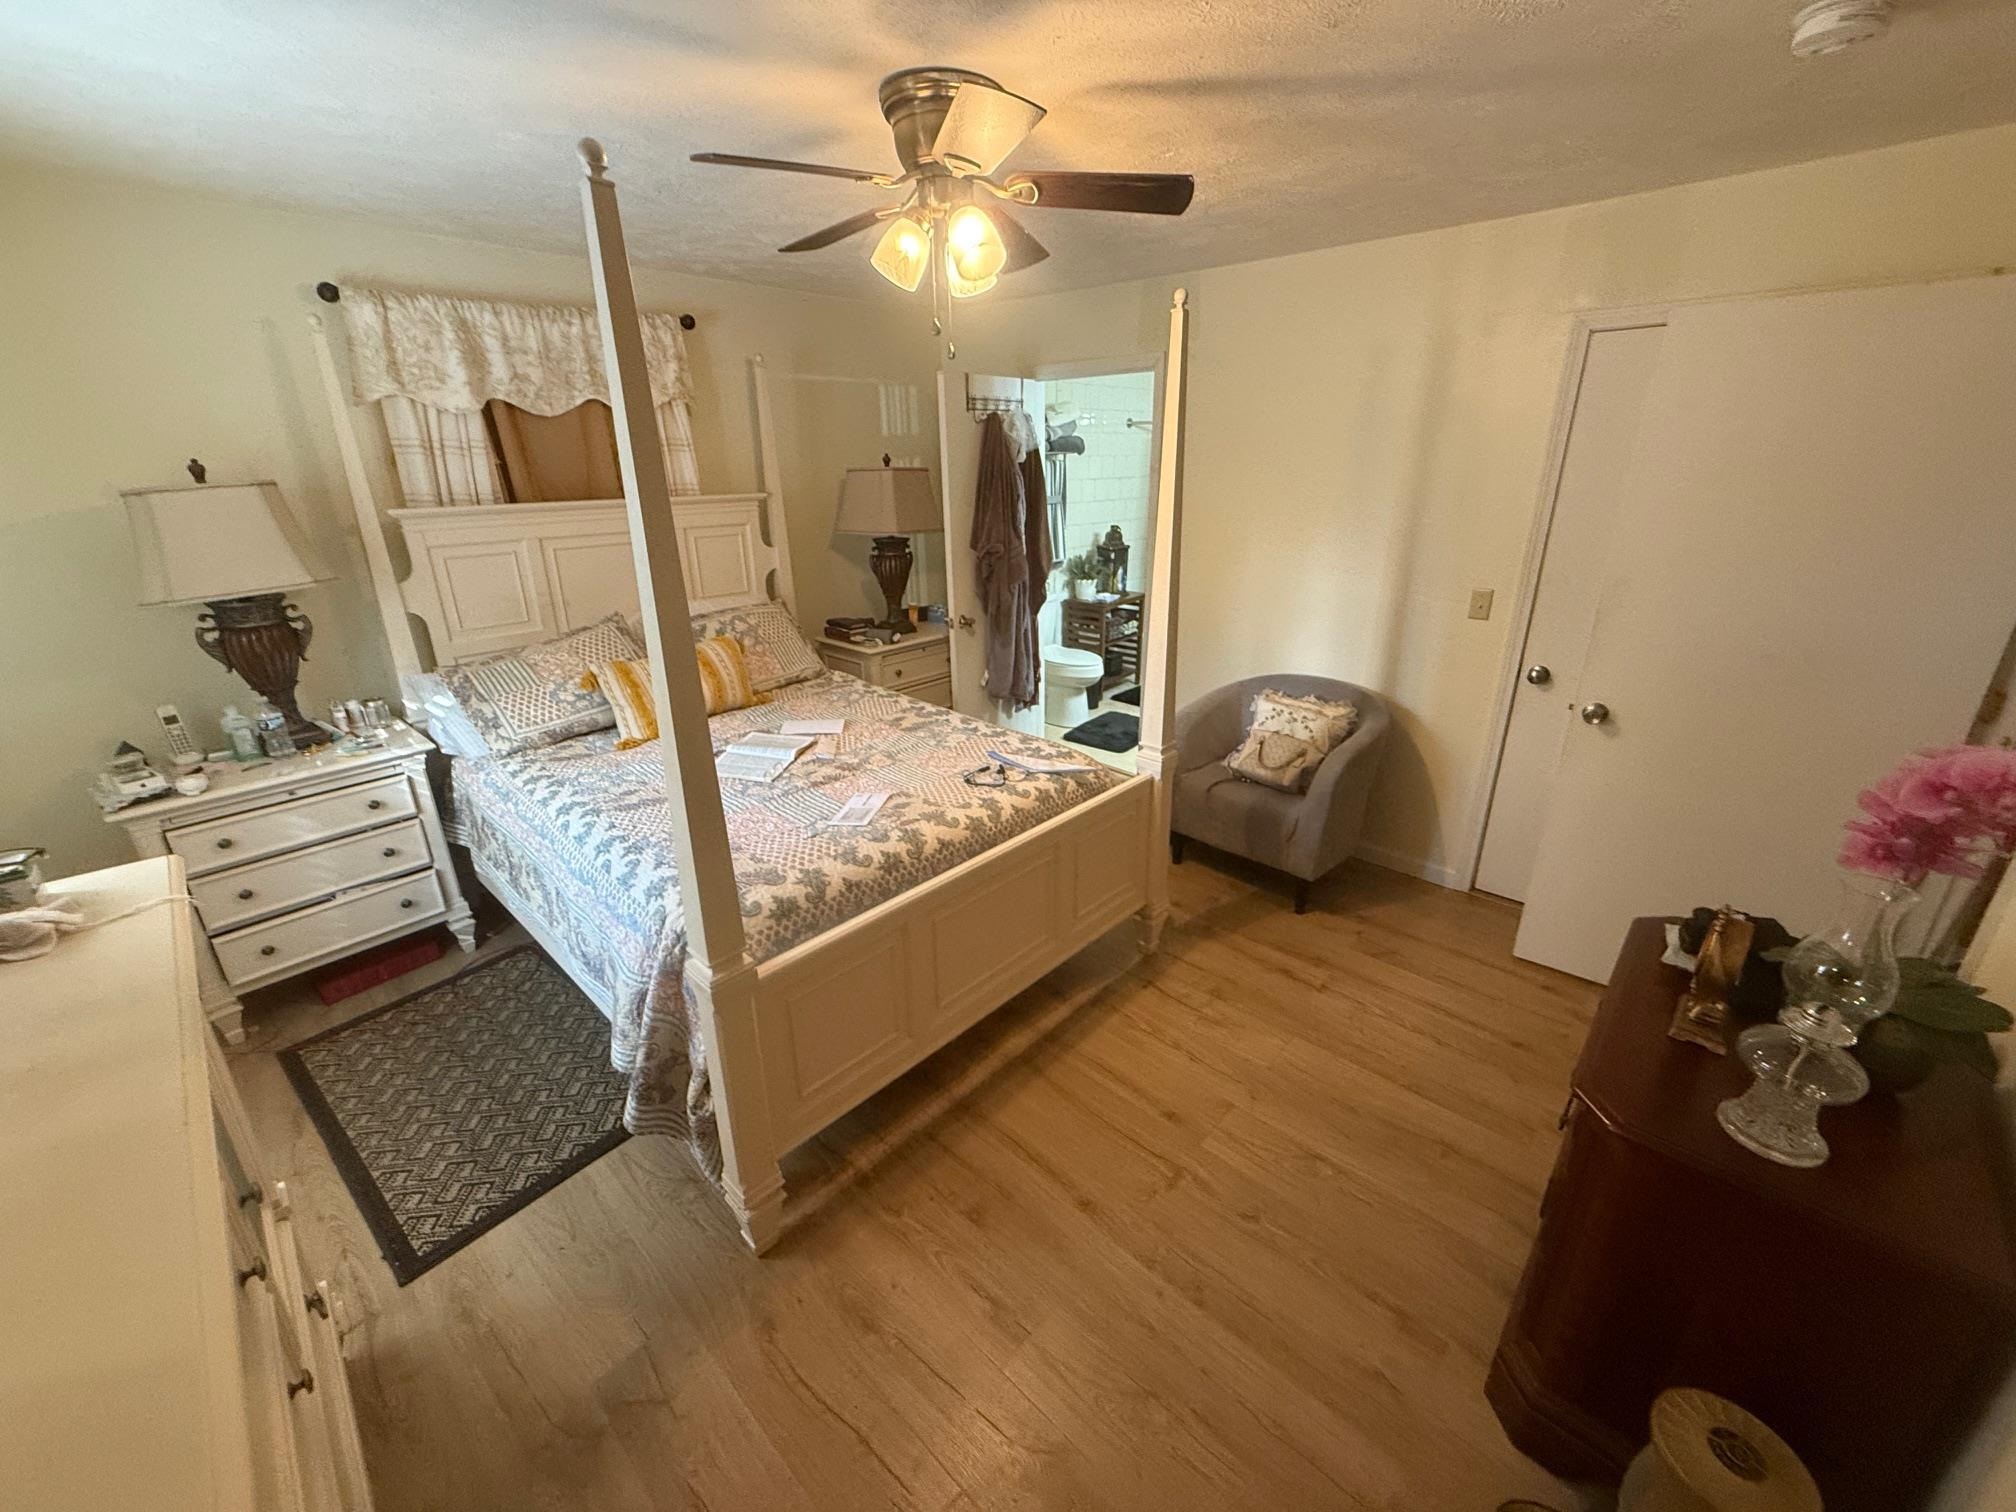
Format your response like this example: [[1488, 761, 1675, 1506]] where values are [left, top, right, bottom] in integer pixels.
[[1035, 365, 1159, 769]]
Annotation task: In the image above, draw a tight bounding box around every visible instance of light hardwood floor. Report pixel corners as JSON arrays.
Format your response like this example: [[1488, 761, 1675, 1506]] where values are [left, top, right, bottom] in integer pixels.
[[230, 856, 1600, 1511]]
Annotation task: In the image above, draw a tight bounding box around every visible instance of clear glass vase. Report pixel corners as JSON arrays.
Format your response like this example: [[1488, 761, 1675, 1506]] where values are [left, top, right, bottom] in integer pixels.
[[1716, 872, 1917, 1168]]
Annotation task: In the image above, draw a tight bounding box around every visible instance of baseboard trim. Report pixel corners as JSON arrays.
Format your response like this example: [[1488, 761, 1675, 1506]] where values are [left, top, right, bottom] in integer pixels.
[[1354, 841, 1465, 892]]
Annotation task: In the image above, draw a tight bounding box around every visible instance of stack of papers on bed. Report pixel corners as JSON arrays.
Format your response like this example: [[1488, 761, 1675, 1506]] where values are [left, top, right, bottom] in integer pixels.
[[716, 731, 815, 782]]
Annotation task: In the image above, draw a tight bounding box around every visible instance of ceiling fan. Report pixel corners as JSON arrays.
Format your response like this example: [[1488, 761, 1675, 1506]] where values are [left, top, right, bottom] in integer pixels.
[[691, 67, 1195, 304]]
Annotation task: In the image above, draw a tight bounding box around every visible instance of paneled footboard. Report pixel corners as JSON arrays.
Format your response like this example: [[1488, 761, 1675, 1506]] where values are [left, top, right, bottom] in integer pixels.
[[753, 774, 1153, 1149]]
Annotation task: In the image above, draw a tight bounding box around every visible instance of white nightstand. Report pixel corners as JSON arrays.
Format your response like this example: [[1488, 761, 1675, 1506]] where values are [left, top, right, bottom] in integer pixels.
[[812, 622, 952, 707], [106, 723, 473, 1043]]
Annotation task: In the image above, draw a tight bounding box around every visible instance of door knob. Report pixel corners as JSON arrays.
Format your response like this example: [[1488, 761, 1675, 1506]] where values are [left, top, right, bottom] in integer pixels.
[[956, 614, 976, 630], [1580, 702, 1611, 726], [1525, 664, 1552, 686]]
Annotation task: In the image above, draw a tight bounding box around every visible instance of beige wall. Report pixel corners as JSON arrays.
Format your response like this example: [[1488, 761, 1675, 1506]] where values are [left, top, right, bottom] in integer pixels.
[[949, 121, 2016, 885], [0, 158, 934, 876]]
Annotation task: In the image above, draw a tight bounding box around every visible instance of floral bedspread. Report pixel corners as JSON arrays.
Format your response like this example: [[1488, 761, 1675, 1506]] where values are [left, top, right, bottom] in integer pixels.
[[446, 670, 1123, 1177]]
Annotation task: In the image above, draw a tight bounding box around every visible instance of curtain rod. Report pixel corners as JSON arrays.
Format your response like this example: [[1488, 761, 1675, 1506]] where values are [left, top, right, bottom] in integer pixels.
[[313, 280, 697, 330]]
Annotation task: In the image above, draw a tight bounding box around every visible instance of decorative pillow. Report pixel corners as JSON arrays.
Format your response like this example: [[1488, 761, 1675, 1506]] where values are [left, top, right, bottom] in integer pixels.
[[399, 672, 498, 761], [1251, 688, 1359, 753], [688, 601, 824, 691], [432, 613, 642, 756], [1226, 725, 1328, 792], [1225, 688, 1362, 792], [580, 639, 767, 749]]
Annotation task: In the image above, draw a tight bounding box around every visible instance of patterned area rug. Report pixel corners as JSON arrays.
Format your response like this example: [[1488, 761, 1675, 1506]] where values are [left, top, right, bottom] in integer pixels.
[[280, 947, 628, 1284]]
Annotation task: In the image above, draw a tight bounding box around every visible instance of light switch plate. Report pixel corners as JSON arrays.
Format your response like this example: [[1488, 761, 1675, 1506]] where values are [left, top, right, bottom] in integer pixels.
[[1468, 588, 1495, 621]]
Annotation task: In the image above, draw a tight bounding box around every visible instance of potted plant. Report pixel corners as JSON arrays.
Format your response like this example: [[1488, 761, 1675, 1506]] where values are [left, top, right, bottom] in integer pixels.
[[1851, 956, 2011, 1093], [1063, 550, 1100, 601]]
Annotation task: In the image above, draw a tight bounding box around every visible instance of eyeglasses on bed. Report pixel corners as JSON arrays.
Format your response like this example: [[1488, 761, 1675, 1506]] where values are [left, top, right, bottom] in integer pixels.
[[962, 763, 1034, 788]]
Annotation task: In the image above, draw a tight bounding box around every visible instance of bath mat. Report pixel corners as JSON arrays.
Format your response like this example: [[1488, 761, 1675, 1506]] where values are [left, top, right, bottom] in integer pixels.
[[280, 946, 628, 1284], [1064, 711, 1140, 753], [1111, 685, 1141, 706]]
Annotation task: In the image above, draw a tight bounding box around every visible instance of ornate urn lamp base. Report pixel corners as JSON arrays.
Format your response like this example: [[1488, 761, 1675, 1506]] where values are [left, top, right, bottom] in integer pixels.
[[197, 592, 321, 744]]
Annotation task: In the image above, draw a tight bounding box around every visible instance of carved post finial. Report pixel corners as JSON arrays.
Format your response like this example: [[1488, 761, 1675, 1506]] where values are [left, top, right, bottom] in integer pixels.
[[1172, 287, 1189, 309], [578, 138, 610, 179]]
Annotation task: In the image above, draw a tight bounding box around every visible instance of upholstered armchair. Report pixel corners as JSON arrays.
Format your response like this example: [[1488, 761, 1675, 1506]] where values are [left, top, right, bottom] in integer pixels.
[[1170, 675, 1391, 913]]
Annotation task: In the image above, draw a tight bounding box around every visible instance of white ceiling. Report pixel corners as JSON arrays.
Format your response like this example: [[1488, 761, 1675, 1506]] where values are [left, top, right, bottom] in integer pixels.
[[5, 1, 2015, 299]]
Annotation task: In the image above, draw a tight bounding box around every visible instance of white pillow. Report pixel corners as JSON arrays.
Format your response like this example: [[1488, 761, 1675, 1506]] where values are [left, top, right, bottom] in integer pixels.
[[401, 673, 498, 760]]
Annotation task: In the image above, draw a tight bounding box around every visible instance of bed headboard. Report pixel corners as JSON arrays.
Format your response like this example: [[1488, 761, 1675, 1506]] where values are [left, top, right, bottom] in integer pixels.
[[389, 492, 790, 666]]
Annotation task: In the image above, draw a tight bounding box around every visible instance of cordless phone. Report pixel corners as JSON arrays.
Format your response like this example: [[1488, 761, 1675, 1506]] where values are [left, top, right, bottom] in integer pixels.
[[155, 704, 199, 761]]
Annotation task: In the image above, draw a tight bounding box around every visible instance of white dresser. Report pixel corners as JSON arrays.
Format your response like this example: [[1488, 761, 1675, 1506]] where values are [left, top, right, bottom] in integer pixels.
[[0, 858, 374, 1511], [108, 724, 473, 1042]]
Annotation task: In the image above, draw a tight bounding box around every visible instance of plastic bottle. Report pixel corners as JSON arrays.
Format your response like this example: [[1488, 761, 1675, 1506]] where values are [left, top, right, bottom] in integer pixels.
[[219, 704, 261, 762], [254, 701, 296, 759]]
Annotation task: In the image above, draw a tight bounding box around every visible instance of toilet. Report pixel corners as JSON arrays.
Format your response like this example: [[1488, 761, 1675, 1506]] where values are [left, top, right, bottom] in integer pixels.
[[1041, 645, 1106, 729]]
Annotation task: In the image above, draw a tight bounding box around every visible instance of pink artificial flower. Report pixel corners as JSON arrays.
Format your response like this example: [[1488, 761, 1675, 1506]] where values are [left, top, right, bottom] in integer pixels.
[[1839, 745, 2016, 884]]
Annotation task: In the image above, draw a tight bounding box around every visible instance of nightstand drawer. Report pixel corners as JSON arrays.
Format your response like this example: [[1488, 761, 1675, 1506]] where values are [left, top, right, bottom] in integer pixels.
[[905, 676, 953, 709], [190, 819, 430, 934], [169, 775, 416, 876], [882, 642, 950, 687], [212, 870, 445, 986]]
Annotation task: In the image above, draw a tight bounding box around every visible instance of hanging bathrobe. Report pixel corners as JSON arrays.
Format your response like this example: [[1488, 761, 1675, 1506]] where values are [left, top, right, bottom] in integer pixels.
[[1022, 430, 1053, 620], [971, 412, 1040, 709]]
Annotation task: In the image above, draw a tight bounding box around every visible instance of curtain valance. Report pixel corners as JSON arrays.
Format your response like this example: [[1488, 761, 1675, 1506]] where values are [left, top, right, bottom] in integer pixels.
[[342, 286, 693, 416]]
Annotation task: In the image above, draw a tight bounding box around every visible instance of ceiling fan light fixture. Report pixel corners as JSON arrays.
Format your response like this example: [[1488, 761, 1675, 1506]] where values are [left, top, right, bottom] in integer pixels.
[[944, 250, 998, 300], [869, 215, 931, 292], [944, 205, 1007, 284]]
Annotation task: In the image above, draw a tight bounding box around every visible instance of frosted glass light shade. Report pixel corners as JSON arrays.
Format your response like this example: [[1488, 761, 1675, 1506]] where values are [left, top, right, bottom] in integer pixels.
[[944, 205, 1006, 283], [125, 481, 332, 605], [834, 466, 941, 535], [870, 216, 931, 293], [945, 252, 998, 300]]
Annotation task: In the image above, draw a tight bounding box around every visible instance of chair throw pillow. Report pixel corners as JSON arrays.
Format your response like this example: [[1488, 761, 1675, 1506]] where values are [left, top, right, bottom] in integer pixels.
[[580, 638, 767, 749], [1225, 687, 1361, 792], [432, 613, 642, 756]]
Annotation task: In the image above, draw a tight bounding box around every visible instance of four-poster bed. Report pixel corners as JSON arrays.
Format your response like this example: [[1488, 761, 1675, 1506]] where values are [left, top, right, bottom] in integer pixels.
[[306, 137, 1189, 1251]]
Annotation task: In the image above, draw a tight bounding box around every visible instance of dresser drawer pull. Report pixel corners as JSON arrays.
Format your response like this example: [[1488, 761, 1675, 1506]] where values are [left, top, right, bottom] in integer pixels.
[[305, 1290, 329, 1319], [400, 897, 416, 909], [238, 1258, 268, 1287], [238, 1183, 264, 1209], [382, 846, 398, 857], [260, 944, 277, 957], [238, 887, 255, 900], [287, 1369, 316, 1400], [216, 837, 235, 850], [367, 799, 385, 811]]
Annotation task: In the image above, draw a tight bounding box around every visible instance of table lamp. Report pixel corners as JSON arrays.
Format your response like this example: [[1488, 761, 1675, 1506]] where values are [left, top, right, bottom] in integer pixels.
[[835, 459, 940, 635], [124, 479, 333, 745]]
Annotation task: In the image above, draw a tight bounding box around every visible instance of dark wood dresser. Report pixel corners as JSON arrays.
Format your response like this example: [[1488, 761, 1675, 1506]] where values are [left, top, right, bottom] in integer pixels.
[[1488, 917, 2016, 1509]]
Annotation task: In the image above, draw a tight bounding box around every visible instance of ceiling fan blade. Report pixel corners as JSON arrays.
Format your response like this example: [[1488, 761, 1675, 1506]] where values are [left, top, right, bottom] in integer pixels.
[[1005, 171, 1195, 216], [930, 82, 1046, 177], [990, 206, 1050, 273], [691, 152, 889, 184], [778, 207, 890, 253]]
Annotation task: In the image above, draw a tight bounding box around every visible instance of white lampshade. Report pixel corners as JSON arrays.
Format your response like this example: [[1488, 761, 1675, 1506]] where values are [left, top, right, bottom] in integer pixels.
[[124, 481, 332, 605], [834, 466, 941, 536]]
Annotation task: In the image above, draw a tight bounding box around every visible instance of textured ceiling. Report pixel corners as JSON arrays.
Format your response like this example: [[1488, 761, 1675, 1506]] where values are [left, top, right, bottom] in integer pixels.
[[5, 1, 2016, 298]]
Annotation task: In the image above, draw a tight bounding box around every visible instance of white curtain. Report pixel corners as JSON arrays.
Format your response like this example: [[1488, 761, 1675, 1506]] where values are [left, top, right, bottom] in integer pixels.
[[343, 286, 702, 503], [380, 396, 503, 508]]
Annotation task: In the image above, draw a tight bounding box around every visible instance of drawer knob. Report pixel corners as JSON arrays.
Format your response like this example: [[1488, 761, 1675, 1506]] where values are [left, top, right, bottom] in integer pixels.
[[305, 1290, 329, 1319], [237, 1258, 267, 1288], [260, 944, 277, 957], [367, 799, 384, 810], [215, 837, 234, 850], [400, 897, 416, 909], [287, 1370, 316, 1400], [382, 846, 398, 857], [237, 888, 255, 900]]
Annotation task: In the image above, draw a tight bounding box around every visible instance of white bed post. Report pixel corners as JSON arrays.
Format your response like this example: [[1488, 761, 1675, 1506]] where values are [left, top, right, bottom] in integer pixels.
[[748, 355, 800, 615], [1135, 289, 1190, 952], [307, 310, 426, 698], [577, 139, 785, 1252]]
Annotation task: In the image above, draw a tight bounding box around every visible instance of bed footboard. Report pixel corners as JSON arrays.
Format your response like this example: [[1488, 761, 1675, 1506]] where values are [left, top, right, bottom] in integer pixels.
[[751, 776, 1152, 1153]]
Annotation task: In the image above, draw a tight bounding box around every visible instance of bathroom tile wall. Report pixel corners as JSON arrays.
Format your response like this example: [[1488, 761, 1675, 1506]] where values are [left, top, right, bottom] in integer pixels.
[[1045, 370, 1156, 593]]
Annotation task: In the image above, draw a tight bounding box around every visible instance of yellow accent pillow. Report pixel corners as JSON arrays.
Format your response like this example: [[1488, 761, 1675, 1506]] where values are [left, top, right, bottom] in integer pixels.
[[580, 638, 766, 749]]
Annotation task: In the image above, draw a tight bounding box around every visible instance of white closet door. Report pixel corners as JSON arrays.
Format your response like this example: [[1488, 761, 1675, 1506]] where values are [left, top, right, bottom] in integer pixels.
[[1516, 275, 2016, 982], [1476, 323, 1664, 902]]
